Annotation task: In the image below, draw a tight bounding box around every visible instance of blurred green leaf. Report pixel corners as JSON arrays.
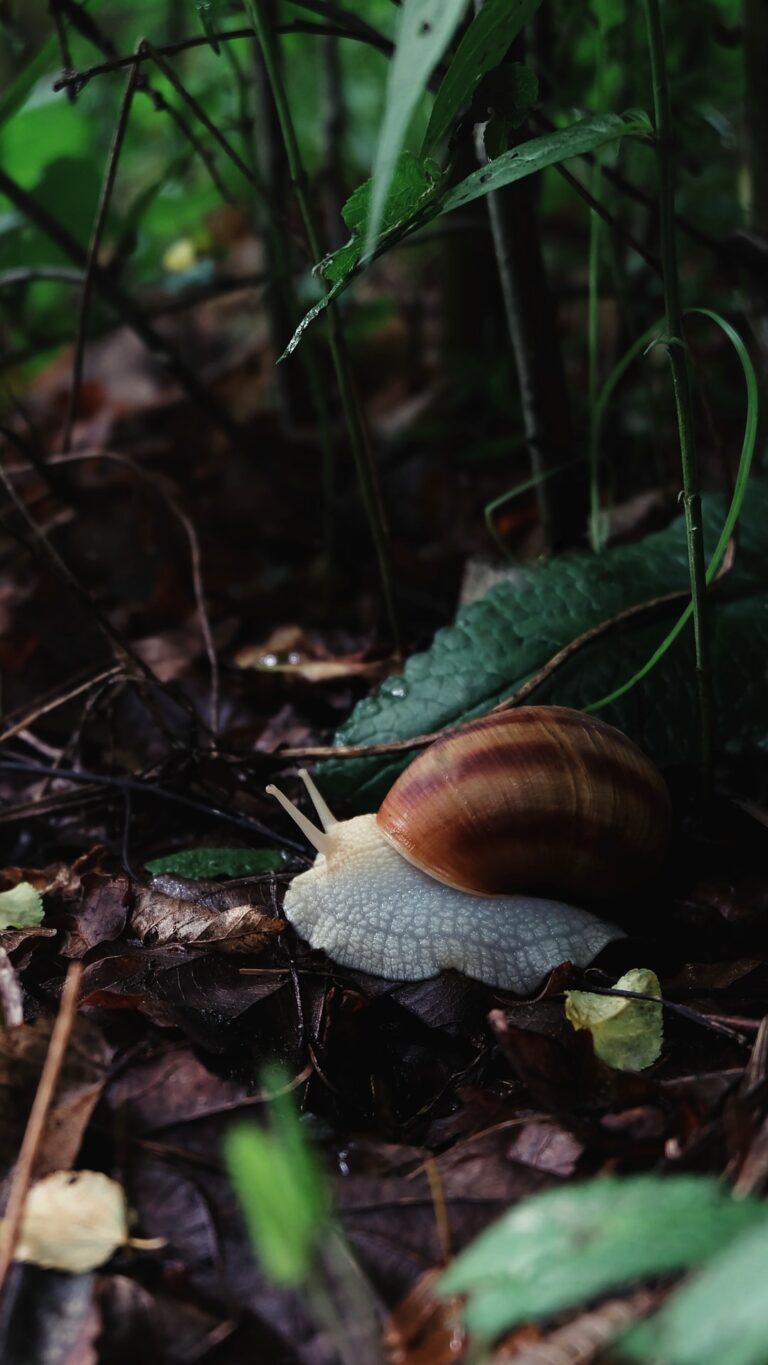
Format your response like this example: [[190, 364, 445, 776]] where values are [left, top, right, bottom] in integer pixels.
[[0, 882, 44, 930], [438, 1176, 764, 1343], [194, 0, 222, 54], [224, 1066, 331, 1286], [620, 1218, 768, 1365], [565, 968, 663, 1071], [483, 63, 540, 158], [146, 848, 285, 878], [363, 0, 467, 258], [422, 0, 542, 156]]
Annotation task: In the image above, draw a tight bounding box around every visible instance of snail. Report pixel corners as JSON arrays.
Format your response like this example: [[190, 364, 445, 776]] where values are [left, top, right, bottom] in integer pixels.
[[267, 706, 671, 994]]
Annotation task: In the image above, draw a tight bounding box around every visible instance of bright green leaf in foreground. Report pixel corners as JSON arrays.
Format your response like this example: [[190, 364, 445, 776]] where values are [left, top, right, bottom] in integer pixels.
[[145, 848, 285, 878], [565, 968, 663, 1071], [620, 1216, 768, 1365], [224, 1068, 331, 1286], [0, 882, 44, 930], [438, 1176, 763, 1343]]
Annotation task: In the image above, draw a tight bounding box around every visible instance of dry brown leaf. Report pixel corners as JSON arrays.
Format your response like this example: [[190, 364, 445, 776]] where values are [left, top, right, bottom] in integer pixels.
[[130, 887, 284, 955], [0, 1016, 113, 1182]]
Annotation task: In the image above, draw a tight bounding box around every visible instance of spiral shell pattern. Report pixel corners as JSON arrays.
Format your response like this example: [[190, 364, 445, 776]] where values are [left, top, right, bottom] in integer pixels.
[[377, 706, 671, 901]]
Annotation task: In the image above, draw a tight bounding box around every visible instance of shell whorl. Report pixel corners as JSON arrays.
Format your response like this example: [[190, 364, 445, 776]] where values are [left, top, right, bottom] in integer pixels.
[[376, 705, 671, 901]]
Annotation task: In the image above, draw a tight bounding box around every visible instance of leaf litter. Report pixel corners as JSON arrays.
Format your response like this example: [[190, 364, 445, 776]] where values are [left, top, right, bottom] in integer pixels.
[[2, 176, 768, 1365]]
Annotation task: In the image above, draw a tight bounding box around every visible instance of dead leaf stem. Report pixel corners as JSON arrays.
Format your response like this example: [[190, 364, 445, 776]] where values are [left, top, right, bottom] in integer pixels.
[[0, 961, 83, 1297]]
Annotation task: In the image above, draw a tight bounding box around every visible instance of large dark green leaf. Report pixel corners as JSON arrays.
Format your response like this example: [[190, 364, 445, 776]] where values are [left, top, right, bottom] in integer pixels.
[[422, 0, 542, 156], [438, 1176, 763, 1343], [319, 481, 768, 807]]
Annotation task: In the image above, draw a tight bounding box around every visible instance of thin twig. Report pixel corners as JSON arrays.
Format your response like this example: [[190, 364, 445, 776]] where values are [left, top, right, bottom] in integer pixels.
[[576, 984, 754, 1047], [52, 21, 392, 95], [249, 0, 401, 653], [48, 0, 75, 101], [553, 159, 660, 273], [0, 758, 305, 851], [0, 667, 123, 747], [0, 961, 84, 1298], [0, 950, 23, 1029], [281, 547, 735, 759], [0, 167, 242, 447], [62, 55, 141, 453], [35, 449, 219, 736], [138, 40, 263, 195], [0, 459, 156, 687], [54, 0, 233, 204]]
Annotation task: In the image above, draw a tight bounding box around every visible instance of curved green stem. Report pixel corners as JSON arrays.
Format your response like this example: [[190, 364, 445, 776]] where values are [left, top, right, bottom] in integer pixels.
[[587, 309, 758, 715]]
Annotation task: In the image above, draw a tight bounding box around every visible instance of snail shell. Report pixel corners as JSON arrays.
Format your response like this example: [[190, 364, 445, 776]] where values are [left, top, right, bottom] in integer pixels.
[[377, 705, 671, 901]]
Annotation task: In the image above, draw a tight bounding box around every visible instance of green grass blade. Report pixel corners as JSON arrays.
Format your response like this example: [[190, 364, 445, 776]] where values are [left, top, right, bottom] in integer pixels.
[[587, 309, 759, 715], [363, 0, 468, 261], [421, 0, 542, 157]]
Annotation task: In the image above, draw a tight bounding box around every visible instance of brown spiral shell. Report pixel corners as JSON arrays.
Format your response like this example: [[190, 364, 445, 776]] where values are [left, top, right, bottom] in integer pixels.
[[376, 706, 671, 901]]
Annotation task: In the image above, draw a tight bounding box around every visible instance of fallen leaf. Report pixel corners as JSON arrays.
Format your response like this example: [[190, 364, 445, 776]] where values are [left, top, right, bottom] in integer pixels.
[[130, 886, 284, 955], [0, 883, 43, 930], [10, 1171, 135, 1273], [565, 968, 663, 1071], [0, 1016, 113, 1180]]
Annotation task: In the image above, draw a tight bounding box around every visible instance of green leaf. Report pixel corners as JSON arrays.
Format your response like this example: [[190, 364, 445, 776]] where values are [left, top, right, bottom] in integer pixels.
[[438, 1176, 764, 1343], [620, 1217, 768, 1365], [194, 0, 222, 54], [483, 64, 540, 158], [224, 1066, 331, 1286], [0, 882, 44, 930], [440, 109, 651, 213], [318, 480, 768, 808], [565, 968, 663, 1071], [323, 151, 441, 286], [145, 848, 285, 878], [285, 113, 648, 356], [363, 0, 468, 259], [422, 0, 542, 156], [281, 153, 440, 357]]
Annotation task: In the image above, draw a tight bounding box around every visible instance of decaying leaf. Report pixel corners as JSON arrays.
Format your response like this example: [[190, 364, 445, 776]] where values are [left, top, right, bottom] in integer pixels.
[[131, 886, 284, 954], [10, 1171, 134, 1273], [565, 968, 663, 1071], [0, 883, 43, 931], [0, 1015, 113, 1177]]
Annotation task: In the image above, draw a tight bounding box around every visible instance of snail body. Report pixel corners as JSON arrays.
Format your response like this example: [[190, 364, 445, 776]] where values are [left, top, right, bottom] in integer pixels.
[[267, 707, 671, 994]]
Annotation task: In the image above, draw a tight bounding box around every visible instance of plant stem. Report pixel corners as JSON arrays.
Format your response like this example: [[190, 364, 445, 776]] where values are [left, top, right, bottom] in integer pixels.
[[247, 0, 400, 653], [643, 0, 713, 779]]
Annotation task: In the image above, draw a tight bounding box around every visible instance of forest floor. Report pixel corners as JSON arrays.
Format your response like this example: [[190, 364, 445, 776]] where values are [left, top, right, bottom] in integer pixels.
[[1, 267, 768, 1365]]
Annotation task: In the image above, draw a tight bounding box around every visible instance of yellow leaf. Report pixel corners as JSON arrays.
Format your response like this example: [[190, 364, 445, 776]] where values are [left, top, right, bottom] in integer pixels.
[[162, 237, 197, 272], [10, 1171, 130, 1273], [565, 968, 663, 1071]]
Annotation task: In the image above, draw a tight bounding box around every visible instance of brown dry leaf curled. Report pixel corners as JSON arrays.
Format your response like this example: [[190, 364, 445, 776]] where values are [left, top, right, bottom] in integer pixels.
[[131, 887, 284, 955]]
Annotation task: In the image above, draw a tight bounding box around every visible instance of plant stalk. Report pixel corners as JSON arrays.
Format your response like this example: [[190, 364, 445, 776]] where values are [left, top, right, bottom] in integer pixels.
[[643, 0, 713, 779], [247, 0, 400, 654]]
